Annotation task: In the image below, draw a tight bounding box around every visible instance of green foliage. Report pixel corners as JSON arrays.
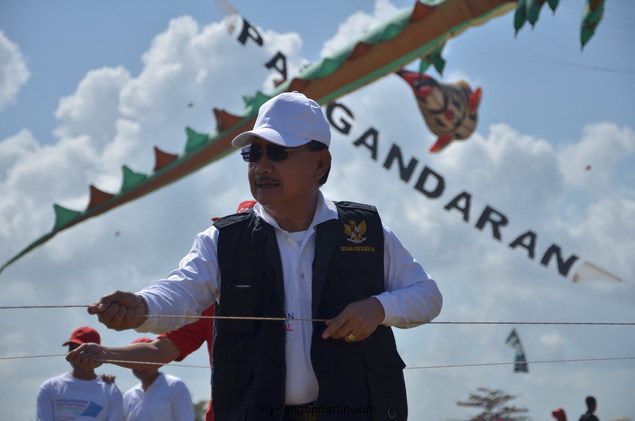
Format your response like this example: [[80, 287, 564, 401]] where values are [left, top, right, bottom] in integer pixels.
[[193, 399, 208, 421], [456, 387, 530, 421]]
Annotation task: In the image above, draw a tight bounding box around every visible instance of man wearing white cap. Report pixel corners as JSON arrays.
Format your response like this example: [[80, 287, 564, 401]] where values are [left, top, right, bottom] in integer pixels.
[[85, 91, 442, 420]]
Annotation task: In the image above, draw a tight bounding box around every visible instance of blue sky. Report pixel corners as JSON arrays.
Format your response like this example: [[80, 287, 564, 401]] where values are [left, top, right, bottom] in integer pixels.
[[1, 1, 634, 420]]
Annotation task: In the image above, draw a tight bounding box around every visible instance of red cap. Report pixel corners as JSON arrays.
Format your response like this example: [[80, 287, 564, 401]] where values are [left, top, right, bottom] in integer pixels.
[[131, 337, 154, 344], [236, 200, 257, 213], [211, 200, 257, 222], [551, 408, 567, 421], [63, 326, 100, 346]]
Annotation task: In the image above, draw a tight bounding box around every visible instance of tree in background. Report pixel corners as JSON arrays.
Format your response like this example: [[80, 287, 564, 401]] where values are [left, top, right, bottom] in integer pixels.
[[456, 387, 529, 421], [193, 400, 208, 421]]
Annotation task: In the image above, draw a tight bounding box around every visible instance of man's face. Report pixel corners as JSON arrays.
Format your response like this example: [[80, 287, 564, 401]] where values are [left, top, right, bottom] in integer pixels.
[[67, 343, 81, 369], [247, 137, 327, 210], [132, 368, 158, 382]]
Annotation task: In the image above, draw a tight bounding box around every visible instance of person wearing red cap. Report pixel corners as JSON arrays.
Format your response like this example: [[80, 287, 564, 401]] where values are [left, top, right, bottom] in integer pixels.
[[120, 337, 194, 421], [552, 408, 568, 421], [68, 310, 213, 420], [36, 326, 123, 421], [86, 92, 442, 421]]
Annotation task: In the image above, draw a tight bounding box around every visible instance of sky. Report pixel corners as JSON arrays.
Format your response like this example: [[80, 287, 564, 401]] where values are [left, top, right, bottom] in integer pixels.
[[1, 0, 634, 420]]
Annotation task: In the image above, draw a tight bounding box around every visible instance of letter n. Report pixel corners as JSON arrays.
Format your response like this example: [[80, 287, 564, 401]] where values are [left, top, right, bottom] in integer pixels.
[[540, 245, 579, 277], [382, 144, 419, 183]]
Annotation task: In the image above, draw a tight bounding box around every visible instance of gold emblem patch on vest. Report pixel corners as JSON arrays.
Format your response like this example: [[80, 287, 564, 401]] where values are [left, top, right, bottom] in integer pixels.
[[344, 219, 367, 244], [341, 220, 375, 252]]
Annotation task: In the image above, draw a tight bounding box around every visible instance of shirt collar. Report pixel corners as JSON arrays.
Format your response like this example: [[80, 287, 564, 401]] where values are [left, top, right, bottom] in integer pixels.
[[253, 191, 338, 232]]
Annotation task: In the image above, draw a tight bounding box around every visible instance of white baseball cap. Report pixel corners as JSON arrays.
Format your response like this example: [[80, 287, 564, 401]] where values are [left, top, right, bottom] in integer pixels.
[[231, 91, 331, 148]]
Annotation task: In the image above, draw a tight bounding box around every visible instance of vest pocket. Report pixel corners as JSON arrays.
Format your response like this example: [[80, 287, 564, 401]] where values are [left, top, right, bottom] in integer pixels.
[[365, 358, 407, 421], [219, 282, 259, 333], [363, 334, 407, 421]]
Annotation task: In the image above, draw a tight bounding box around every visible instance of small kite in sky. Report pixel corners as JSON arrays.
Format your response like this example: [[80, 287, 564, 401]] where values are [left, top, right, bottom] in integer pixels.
[[214, 0, 241, 34], [397, 69, 482, 153], [505, 328, 529, 373], [572, 260, 627, 283]]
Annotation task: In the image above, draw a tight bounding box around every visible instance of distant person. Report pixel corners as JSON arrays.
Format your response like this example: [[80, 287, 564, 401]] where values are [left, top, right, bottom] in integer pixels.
[[579, 396, 599, 421], [123, 337, 194, 421], [36, 326, 123, 421], [552, 408, 568, 421]]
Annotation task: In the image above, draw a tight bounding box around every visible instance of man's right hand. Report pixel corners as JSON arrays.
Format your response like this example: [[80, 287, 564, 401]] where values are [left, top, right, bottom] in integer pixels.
[[66, 343, 105, 369], [87, 290, 148, 331]]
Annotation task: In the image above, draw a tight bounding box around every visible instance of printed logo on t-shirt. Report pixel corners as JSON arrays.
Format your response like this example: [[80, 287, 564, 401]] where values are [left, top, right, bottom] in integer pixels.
[[56, 399, 103, 419], [284, 312, 294, 334]]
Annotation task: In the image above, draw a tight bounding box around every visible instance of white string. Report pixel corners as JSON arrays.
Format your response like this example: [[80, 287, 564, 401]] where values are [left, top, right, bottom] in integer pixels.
[[2, 305, 633, 326], [404, 356, 635, 370], [1, 354, 633, 371], [95, 358, 209, 369]]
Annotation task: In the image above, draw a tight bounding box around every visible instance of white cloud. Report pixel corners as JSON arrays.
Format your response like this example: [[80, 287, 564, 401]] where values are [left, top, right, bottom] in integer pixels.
[[0, 13, 304, 248], [0, 31, 30, 111], [540, 331, 566, 348], [559, 122, 635, 192], [319, 0, 401, 58], [54, 66, 131, 150]]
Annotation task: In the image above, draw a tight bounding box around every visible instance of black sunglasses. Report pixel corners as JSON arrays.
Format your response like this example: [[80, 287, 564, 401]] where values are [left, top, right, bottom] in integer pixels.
[[241, 143, 322, 163]]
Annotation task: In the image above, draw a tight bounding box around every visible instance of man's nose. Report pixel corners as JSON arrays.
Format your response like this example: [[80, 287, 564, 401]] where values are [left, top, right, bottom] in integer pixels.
[[253, 152, 274, 172]]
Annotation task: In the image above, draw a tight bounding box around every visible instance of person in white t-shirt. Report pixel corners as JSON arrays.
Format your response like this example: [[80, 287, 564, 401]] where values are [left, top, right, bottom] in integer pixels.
[[122, 337, 194, 421], [36, 326, 123, 421]]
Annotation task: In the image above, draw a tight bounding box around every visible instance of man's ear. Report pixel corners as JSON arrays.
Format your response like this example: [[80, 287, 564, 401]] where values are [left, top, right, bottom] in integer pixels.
[[315, 149, 332, 179]]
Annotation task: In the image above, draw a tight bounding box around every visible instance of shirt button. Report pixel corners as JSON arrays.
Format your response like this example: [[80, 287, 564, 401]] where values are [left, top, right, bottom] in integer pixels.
[[299, 273, 305, 279]]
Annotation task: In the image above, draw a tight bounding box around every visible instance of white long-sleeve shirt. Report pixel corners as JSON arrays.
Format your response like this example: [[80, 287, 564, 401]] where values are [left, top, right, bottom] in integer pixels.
[[137, 193, 442, 404]]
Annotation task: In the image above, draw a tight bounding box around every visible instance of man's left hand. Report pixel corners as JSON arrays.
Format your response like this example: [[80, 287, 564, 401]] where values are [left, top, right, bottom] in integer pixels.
[[321, 297, 385, 342]]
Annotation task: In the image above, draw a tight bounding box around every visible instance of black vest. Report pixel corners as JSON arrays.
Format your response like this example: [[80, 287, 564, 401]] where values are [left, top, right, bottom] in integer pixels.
[[212, 201, 407, 421]]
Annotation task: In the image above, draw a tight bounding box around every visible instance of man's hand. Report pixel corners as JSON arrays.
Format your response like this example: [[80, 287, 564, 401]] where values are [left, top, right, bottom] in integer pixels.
[[322, 297, 385, 342], [87, 290, 148, 331], [66, 343, 105, 370], [99, 374, 117, 384]]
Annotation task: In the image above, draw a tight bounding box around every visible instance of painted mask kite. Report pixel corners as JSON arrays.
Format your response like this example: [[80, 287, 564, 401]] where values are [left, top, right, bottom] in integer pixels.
[[397, 69, 482, 153]]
